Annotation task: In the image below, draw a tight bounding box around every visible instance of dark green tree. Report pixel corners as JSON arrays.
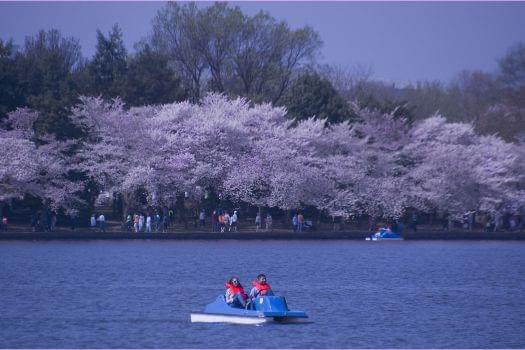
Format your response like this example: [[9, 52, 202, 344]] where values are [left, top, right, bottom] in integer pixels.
[[88, 24, 127, 99], [122, 44, 187, 106], [499, 42, 525, 91], [0, 39, 23, 121], [14, 29, 84, 138], [283, 73, 357, 124]]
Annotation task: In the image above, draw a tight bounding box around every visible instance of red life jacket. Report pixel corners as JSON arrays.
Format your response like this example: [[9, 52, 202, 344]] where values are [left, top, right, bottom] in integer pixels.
[[225, 282, 247, 301], [252, 281, 272, 295]]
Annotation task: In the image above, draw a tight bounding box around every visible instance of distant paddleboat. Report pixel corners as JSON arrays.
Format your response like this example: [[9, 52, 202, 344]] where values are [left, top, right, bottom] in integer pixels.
[[190, 295, 308, 325], [366, 229, 404, 241]]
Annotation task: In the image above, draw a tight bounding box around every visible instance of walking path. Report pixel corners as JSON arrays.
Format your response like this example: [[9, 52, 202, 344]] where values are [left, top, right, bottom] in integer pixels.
[[1, 229, 523, 240]]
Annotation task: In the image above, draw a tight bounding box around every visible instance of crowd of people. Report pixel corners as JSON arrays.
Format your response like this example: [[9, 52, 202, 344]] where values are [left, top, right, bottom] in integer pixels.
[[90, 213, 107, 232], [0, 208, 523, 233], [88, 209, 248, 233], [27, 210, 59, 232], [211, 210, 239, 232], [291, 213, 306, 232], [85, 209, 310, 234], [255, 212, 273, 232], [120, 212, 170, 233]]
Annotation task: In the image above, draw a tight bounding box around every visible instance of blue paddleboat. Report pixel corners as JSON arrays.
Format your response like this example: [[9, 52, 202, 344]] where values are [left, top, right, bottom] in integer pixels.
[[366, 230, 404, 241], [190, 295, 308, 324]]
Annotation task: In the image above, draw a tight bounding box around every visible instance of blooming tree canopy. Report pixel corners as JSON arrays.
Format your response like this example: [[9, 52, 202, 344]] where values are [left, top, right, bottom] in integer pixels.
[[0, 108, 82, 213], [4, 93, 523, 222], [404, 116, 521, 218]]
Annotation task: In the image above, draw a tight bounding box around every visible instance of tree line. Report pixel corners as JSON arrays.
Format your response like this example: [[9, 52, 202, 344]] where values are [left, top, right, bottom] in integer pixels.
[[0, 2, 326, 139], [1, 2, 523, 141], [0, 1, 524, 225], [318, 44, 525, 142], [2, 94, 523, 226]]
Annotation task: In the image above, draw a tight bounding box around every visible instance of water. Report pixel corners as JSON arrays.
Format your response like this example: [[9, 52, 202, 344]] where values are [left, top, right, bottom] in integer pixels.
[[0, 240, 524, 348]]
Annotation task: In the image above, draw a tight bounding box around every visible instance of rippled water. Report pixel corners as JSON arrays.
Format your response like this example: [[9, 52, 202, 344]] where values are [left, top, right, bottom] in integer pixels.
[[0, 240, 524, 348]]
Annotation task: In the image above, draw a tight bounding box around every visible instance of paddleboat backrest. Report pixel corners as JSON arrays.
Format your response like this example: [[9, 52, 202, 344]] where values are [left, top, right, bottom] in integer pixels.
[[253, 296, 289, 313]]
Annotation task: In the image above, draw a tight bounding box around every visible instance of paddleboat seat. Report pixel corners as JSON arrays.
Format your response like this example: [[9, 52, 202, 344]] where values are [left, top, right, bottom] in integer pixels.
[[223, 294, 247, 309]]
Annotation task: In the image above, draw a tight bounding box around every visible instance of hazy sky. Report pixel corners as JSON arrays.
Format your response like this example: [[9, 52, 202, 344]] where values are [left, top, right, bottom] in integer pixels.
[[1, 1, 525, 84]]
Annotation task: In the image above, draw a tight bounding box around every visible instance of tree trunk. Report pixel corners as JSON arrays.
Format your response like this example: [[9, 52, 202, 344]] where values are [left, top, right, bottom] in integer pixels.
[[121, 192, 133, 222], [315, 209, 322, 231]]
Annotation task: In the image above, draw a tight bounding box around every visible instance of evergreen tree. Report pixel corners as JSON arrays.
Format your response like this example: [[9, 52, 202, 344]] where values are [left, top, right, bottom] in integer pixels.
[[14, 30, 84, 138], [0, 39, 22, 121], [89, 24, 127, 99], [283, 74, 357, 124], [122, 44, 187, 106]]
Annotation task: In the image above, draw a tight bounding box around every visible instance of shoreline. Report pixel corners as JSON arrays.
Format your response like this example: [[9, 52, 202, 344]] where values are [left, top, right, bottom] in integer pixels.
[[1, 230, 524, 240]]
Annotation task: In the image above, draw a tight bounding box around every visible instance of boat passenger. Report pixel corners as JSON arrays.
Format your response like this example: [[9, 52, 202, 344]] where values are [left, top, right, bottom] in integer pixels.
[[225, 277, 248, 308], [250, 274, 274, 299]]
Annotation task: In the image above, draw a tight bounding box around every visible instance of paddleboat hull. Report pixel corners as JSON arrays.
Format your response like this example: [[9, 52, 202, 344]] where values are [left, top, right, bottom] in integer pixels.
[[190, 312, 307, 324], [190, 295, 308, 325]]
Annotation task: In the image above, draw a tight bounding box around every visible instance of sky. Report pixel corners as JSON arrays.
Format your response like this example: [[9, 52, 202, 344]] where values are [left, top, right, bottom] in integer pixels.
[[1, 1, 525, 84]]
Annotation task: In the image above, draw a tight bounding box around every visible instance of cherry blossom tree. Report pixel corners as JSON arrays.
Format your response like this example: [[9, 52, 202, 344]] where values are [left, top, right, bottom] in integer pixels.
[[69, 96, 159, 217], [0, 108, 82, 215], [66, 93, 523, 226], [352, 108, 411, 219], [404, 115, 521, 219]]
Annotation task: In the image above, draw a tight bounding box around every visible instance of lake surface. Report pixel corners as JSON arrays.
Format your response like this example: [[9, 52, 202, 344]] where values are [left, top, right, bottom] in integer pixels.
[[0, 240, 524, 348]]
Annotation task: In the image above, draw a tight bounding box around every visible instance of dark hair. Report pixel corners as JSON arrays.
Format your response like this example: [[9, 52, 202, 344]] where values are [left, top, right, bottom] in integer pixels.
[[257, 274, 266, 280], [228, 277, 240, 284]]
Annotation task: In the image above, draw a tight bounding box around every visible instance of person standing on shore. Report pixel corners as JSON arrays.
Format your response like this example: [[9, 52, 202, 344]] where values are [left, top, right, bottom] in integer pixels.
[[219, 212, 225, 233], [231, 211, 238, 232], [292, 214, 298, 232], [146, 214, 152, 233], [255, 213, 261, 232], [169, 209, 174, 228], [90, 214, 97, 230], [125, 214, 132, 231], [297, 213, 304, 232], [199, 209, 205, 228], [211, 210, 217, 232], [224, 212, 230, 232], [139, 214, 144, 232], [155, 213, 161, 232], [133, 214, 139, 233], [162, 213, 169, 232], [266, 213, 273, 231], [97, 214, 106, 233]]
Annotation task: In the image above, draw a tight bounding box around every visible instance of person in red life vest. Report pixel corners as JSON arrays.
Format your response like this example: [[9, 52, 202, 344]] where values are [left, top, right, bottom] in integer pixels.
[[249, 273, 274, 299], [225, 277, 248, 308]]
